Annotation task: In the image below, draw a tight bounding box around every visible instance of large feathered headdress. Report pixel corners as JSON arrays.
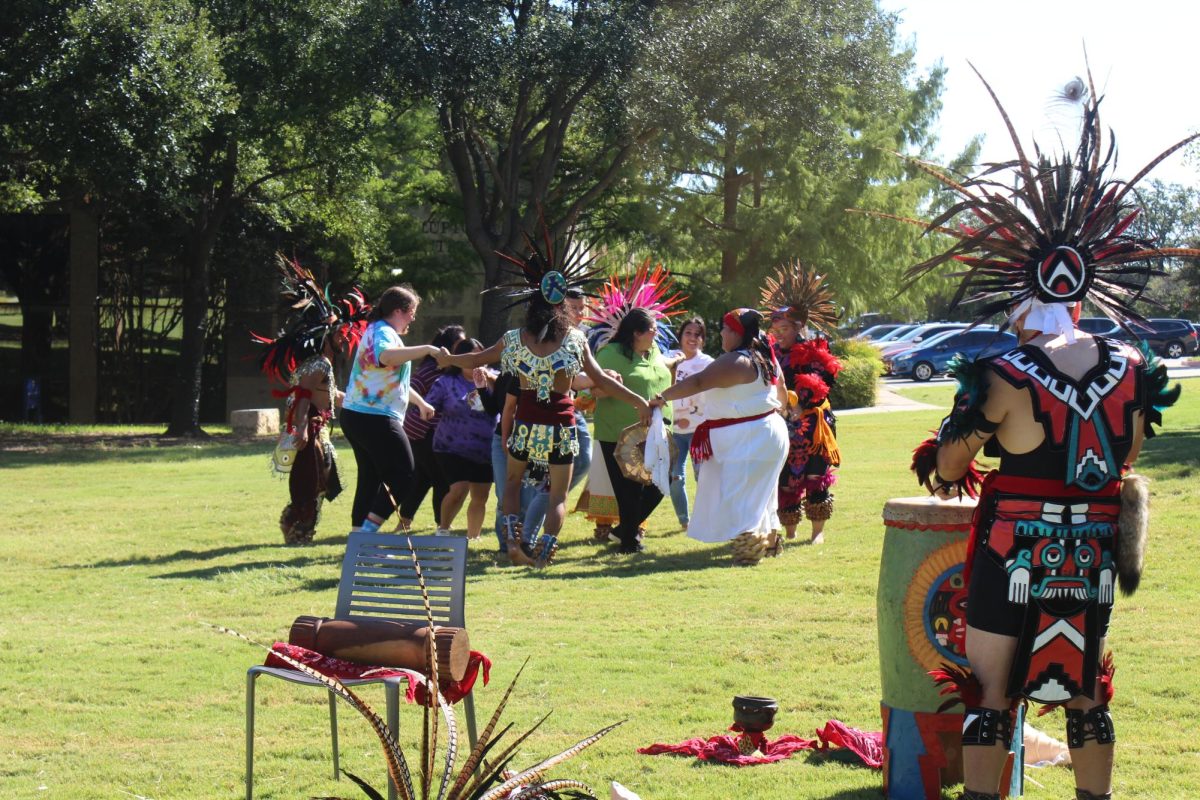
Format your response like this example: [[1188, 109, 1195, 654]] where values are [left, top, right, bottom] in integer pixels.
[[862, 65, 1200, 335], [490, 218, 607, 309], [586, 259, 687, 352], [251, 254, 370, 383], [760, 259, 840, 333]]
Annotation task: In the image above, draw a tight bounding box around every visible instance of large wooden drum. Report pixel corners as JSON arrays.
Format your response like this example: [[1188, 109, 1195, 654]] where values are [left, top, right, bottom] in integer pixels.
[[877, 496, 1023, 799]]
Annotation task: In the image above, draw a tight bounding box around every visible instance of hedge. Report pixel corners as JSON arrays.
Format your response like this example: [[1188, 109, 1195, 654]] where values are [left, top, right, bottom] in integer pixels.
[[829, 338, 882, 410]]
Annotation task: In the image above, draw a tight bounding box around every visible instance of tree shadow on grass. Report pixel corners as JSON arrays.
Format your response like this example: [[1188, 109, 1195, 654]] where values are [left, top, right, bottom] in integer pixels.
[[152, 554, 339, 580], [0, 435, 270, 468], [1134, 428, 1200, 474], [67, 542, 280, 569], [63, 531, 350, 570], [503, 543, 730, 580]]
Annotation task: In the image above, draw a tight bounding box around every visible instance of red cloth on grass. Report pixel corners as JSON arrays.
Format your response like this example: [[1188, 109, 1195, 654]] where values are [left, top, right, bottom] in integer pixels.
[[638, 720, 883, 769], [265, 642, 491, 704]]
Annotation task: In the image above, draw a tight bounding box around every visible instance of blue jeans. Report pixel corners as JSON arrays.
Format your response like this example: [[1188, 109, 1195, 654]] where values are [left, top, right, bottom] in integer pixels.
[[491, 432, 535, 552], [523, 411, 592, 539], [668, 431, 696, 525]]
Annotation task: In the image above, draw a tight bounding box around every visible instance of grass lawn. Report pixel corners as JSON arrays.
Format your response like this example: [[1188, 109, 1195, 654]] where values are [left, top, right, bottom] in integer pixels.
[[2, 381, 1198, 799]]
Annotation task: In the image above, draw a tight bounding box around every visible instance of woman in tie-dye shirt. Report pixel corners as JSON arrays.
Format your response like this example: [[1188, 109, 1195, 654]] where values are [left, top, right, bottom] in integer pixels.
[[340, 285, 439, 531]]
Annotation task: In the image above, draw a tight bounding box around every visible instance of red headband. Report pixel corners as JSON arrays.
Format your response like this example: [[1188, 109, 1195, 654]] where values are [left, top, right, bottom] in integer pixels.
[[723, 309, 746, 337]]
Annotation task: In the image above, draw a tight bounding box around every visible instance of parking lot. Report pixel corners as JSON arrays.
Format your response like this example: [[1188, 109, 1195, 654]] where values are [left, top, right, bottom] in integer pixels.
[[883, 358, 1200, 389]]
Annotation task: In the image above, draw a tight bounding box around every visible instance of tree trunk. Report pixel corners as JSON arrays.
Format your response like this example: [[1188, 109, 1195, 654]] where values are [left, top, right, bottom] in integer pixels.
[[720, 125, 741, 285], [477, 249, 512, 345], [165, 231, 215, 437]]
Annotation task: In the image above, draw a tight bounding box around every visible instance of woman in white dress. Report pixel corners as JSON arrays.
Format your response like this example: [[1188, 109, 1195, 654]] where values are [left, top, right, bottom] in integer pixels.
[[648, 308, 789, 565]]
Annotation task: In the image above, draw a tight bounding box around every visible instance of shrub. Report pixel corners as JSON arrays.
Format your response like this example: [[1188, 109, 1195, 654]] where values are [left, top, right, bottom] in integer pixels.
[[829, 338, 881, 410]]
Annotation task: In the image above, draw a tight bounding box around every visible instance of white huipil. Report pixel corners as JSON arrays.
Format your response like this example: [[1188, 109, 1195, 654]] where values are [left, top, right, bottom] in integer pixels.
[[687, 366, 789, 543]]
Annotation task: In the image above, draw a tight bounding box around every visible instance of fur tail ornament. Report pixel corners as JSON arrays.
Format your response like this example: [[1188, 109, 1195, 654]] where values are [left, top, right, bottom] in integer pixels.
[[1117, 473, 1149, 595]]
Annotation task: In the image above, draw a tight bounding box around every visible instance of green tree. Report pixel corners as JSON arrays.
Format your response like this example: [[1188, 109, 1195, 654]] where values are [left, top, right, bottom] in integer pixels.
[[611, 0, 967, 323], [1131, 180, 1200, 317], [387, 0, 661, 340]]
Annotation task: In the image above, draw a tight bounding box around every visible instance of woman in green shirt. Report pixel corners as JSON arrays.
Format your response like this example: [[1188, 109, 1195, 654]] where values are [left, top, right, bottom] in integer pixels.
[[594, 307, 676, 554]]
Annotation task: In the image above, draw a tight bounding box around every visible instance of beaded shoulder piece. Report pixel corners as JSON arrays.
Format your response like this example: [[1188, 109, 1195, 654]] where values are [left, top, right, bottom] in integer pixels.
[[500, 328, 587, 402]]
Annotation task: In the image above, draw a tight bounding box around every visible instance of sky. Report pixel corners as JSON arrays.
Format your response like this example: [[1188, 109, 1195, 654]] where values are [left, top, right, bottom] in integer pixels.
[[880, 0, 1199, 186]]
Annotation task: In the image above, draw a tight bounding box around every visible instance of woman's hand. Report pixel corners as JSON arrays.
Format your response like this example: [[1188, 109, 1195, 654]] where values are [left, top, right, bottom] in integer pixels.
[[432, 347, 453, 368], [647, 394, 667, 411], [415, 396, 436, 421], [635, 397, 652, 426]]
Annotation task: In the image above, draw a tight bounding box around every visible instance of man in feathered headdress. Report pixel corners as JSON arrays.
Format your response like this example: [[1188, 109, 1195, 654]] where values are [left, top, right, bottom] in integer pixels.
[[761, 260, 842, 547], [435, 223, 650, 566], [865, 68, 1195, 800], [252, 255, 370, 545]]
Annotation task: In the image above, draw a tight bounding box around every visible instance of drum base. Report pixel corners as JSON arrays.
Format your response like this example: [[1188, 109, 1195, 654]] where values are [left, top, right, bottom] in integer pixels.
[[881, 703, 1024, 799]]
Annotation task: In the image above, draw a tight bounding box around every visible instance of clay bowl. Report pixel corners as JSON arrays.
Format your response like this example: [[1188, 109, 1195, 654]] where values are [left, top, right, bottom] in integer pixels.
[[732, 695, 778, 733]]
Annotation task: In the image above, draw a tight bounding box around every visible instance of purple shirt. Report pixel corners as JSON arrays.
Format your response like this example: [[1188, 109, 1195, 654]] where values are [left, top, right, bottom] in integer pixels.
[[425, 373, 497, 464]]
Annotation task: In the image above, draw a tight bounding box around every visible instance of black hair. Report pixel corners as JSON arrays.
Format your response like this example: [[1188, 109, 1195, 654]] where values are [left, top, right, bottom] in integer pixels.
[[368, 285, 420, 322], [733, 309, 778, 384], [422, 324, 466, 367], [443, 336, 483, 377], [610, 307, 656, 358], [524, 296, 571, 343]]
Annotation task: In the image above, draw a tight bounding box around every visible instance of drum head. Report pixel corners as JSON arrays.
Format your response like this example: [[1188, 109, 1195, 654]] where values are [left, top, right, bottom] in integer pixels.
[[615, 422, 677, 485]]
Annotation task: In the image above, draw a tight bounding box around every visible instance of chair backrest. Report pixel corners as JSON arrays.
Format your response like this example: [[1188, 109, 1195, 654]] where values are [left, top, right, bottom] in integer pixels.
[[334, 533, 467, 628]]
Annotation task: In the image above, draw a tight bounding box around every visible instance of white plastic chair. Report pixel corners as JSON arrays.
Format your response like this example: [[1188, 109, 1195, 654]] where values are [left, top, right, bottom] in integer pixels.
[[245, 532, 478, 800]]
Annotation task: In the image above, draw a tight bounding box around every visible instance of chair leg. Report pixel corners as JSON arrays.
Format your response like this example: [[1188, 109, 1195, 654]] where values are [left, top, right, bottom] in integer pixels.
[[464, 691, 479, 750], [386, 682, 400, 800], [328, 689, 339, 781], [246, 671, 257, 800]]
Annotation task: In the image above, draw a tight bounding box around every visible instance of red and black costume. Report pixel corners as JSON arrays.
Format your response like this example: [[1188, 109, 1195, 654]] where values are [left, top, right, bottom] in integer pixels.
[[760, 261, 843, 527], [864, 66, 1199, 799], [774, 337, 842, 525], [252, 255, 369, 545], [964, 338, 1162, 703]]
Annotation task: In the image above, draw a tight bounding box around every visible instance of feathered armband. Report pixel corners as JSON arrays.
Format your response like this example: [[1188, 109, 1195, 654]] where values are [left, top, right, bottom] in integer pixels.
[[911, 436, 983, 498]]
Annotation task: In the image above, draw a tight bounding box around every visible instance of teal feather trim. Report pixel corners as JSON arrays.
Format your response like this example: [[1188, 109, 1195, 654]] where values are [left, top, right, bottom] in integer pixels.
[[1139, 341, 1181, 437], [937, 354, 991, 443]]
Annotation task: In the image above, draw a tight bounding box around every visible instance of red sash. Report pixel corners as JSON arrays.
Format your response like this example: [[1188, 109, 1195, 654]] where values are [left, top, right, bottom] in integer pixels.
[[515, 390, 575, 426], [690, 410, 775, 463]]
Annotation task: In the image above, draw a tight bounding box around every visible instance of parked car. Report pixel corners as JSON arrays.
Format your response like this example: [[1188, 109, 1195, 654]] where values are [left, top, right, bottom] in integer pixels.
[[878, 323, 969, 359], [1111, 318, 1199, 358], [888, 327, 1019, 381], [872, 323, 920, 344], [1077, 317, 1119, 336], [855, 323, 910, 342]]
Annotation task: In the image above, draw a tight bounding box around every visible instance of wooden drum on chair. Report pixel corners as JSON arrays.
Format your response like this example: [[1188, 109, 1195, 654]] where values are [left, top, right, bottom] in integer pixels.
[[877, 496, 1023, 799]]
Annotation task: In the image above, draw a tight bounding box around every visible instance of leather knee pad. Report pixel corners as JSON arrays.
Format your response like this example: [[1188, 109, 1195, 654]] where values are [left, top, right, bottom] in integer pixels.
[[1066, 704, 1115, 748], [961, 706, 1013, 748]]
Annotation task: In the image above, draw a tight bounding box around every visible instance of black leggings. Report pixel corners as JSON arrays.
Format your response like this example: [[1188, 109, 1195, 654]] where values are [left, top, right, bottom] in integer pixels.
[[399, 433, 448, 525], [339, 408, 415, 526], [599, 440, 663, 549]]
